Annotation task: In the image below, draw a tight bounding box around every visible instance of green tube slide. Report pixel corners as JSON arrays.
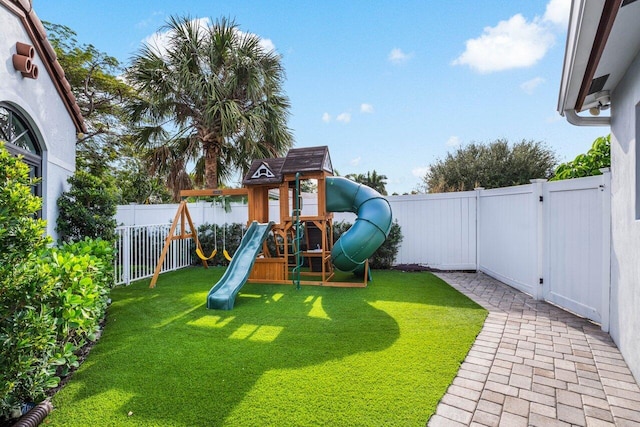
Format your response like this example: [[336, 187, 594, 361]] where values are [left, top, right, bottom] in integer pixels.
[[326, 176, 393, 272]]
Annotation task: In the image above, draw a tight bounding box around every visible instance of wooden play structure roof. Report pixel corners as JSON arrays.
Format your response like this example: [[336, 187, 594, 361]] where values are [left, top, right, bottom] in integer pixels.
[[243, 146, 333, 186]]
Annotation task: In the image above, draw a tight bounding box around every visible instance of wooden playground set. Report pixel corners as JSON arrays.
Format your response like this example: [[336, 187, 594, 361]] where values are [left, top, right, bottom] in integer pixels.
[[149, 146, 392, 294]]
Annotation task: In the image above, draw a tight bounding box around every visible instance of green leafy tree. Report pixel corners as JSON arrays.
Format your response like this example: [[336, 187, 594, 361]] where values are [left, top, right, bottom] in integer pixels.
[[44, 22, 136, 177], [345, 170, 388, 195], [423, 139, 558, 193], [126, 16, 294, 200], [46, 21, 170, 204], [56, 171, 118, 244], [114, 142, 173, 204], [551, 135, 610, 180]]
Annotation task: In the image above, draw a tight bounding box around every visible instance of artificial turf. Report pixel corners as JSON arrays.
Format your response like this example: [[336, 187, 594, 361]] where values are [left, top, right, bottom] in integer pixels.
[[46, 267, 486, 426]]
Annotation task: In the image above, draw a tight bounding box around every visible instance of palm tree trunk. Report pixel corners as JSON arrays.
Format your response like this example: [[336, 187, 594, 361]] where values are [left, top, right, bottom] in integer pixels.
[[204, 141, 219, 189]]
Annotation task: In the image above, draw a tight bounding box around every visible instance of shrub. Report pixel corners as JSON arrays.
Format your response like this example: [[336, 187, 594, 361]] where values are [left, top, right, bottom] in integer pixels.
[[0, 143, 55, 419], [40, 238, 114, 377], [0, 143, 115, 421], [0, 142, 49, 263], [333, 220, 403, 269], [551, 134, 610, 180], [56, 170, 118, 244], [369, 221, 403, 269], [0, 237, 114, 421]]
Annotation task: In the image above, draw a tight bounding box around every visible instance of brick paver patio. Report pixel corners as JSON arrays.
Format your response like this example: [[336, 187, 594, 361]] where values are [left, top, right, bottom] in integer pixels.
[[428, 272, 640, 427]]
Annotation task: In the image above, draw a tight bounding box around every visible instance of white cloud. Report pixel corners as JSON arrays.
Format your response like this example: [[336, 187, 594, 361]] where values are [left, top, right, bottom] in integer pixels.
[[143, 17, 276, 57], [142, 30, 168, 57], [521, 76, 546, 94], [261, 39, 276, 52], [336, 112, 351, 123], [452, 14, 555, 73], [446, 136, 461, 147], [360, 103, 374, 114], [350, 157, 361, 166], [143, 17, 210, 56], [237, 29, 275, 53], [388, 48, 413, 65], [322, 112, 331, 123], [412, 166, 430, 178], [543, 0, 571, 27]]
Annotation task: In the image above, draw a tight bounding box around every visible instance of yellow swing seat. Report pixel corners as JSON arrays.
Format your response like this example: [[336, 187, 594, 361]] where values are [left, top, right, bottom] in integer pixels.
[[196, 248, 217, 261], [223, 249, 233, 261]]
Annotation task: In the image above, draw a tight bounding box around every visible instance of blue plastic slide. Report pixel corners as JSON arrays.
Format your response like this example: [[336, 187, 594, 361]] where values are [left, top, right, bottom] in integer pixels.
[[326, 176, 393, 272], [206, 221, 274, 310]]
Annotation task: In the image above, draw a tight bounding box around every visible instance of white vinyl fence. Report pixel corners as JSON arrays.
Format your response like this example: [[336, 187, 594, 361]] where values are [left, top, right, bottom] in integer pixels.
[[114, 224, 193, 286], [115, 197, 354, 228], [475, 173, 611, 331], [543, 175, 610, 329], [477, 181, 544, 297], [115, 172, 611, 329], [390, 191, 477, 269]]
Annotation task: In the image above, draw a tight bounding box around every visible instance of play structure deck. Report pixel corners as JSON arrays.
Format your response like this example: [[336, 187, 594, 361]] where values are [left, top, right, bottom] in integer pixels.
[[150, 146, 392, 310]]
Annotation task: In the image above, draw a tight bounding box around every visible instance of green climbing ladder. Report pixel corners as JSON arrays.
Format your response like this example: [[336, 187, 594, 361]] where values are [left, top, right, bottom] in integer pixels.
[[292, 172, 303, 290]]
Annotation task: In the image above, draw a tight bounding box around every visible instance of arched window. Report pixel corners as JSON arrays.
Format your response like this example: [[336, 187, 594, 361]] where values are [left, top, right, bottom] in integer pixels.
[[0, 103, 42, 197]]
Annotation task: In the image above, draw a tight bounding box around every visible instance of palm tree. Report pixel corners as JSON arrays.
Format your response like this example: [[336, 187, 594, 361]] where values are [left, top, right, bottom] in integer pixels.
[[346, 170, 388, 195], [366, 170, 388, 195], [126, 16, 293, 199]]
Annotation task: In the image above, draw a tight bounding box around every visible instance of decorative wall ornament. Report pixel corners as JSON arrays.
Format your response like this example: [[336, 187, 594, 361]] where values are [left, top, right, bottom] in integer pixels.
[[12, 41, 38, 79], [16, 41, 34, 57]]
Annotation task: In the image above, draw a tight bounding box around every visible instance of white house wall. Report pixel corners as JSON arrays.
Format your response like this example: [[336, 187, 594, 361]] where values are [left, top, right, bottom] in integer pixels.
[[609, 49, 640, 381], [0, 5, 76, 241]]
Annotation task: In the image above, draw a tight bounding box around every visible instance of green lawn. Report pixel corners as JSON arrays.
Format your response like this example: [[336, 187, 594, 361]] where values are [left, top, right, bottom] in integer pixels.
[[47, 268, 486, 426]]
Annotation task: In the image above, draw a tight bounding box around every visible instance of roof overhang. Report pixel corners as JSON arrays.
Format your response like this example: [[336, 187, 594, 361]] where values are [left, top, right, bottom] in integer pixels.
[[558, 0, 640, 126]]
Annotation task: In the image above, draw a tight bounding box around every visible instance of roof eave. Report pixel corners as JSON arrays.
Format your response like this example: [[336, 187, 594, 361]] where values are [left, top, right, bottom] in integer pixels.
[[558, 0, 620, 126]]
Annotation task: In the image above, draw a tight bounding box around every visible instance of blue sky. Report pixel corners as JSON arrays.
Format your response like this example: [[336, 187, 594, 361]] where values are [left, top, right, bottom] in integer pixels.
[[34, 0, 606, 194]]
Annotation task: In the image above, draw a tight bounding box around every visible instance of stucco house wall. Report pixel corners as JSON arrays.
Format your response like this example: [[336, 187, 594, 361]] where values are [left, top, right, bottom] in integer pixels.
[[0, 2, 83, 241], [609, 50, 640, 380]]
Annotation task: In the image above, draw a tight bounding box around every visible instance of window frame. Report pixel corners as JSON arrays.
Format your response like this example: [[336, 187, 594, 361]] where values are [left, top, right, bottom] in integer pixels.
[[0, 103, 43, 198]]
